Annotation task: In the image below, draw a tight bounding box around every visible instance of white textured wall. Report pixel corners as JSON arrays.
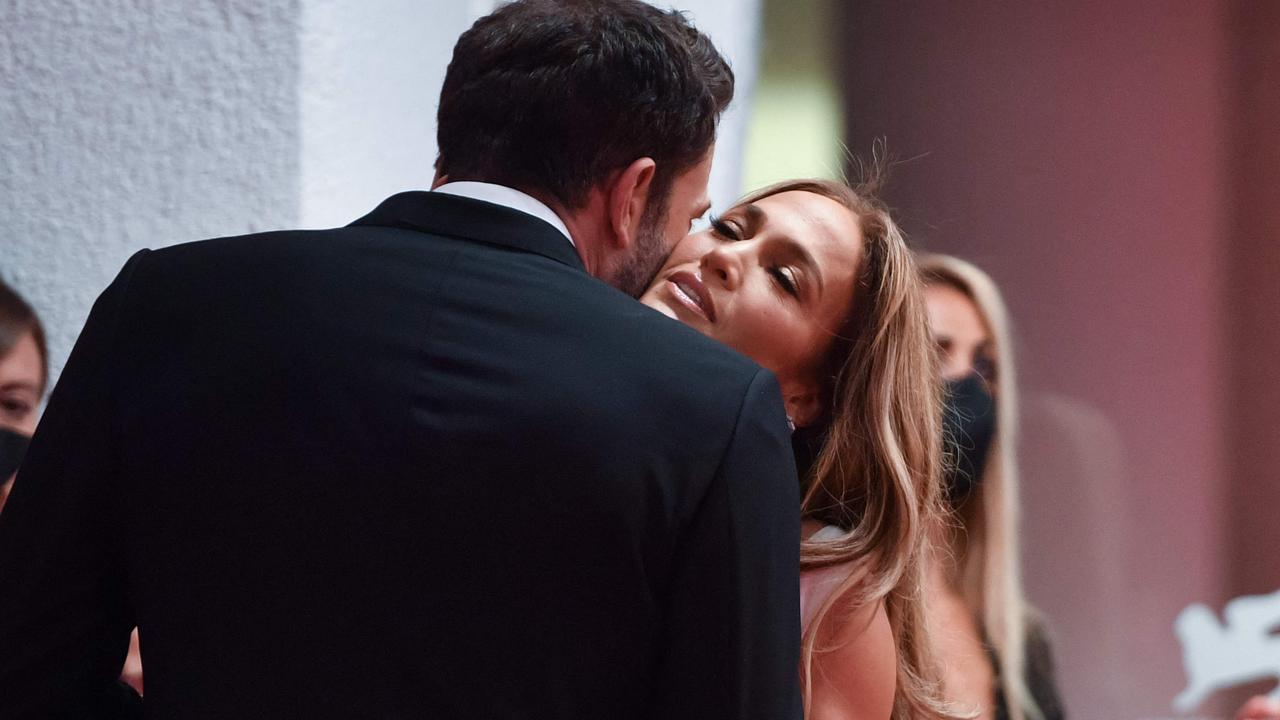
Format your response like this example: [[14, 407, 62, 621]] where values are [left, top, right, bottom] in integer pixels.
[[3, 0, 758, 388], [297, 0, 479, 228], [677, 0, 760, 216], [1, 0, 302, 383], [297, 0, 760, 229]]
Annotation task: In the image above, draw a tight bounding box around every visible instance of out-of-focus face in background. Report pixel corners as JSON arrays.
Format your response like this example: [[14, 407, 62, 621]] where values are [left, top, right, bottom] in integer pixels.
[[925, 283, 994, 383], [0, 329, 43, 512], [0, 331, 42, 436]]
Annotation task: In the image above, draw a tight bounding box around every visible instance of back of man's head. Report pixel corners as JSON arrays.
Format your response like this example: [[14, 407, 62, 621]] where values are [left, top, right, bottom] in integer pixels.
[[436, 0, 733, 215]]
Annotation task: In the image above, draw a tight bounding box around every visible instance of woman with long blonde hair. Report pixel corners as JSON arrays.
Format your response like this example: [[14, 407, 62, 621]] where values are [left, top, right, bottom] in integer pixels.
[[918, 254, 1065, 720], [641, 177, 950, 719]]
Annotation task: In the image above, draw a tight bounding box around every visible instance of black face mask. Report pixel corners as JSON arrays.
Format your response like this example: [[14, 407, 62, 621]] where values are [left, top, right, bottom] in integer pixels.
[[0, 426, 31, 481], [941, 373, 996, 509]]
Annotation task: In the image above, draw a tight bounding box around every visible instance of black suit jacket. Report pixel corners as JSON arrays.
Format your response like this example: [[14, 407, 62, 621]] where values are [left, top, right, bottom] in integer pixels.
[[0, 192, 802, 719]]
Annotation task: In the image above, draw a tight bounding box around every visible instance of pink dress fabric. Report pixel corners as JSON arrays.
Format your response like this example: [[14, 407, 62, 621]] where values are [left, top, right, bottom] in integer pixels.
[[799, 524, 856, 634]]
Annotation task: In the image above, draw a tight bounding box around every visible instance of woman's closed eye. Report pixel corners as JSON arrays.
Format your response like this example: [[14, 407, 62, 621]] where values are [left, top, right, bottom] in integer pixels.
[[770, 266, 800, 297], [0, 398, 32, 422], [710, 216, 742, 241], [973, 346, 998, 383]]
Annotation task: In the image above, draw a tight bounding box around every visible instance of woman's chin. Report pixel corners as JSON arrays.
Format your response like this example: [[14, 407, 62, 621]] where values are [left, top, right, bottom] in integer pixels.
[[640, 295, 679, 321]]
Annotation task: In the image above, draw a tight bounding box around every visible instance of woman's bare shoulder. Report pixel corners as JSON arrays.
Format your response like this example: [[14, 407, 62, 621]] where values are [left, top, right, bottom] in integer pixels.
[[806, 594, 897, 720]]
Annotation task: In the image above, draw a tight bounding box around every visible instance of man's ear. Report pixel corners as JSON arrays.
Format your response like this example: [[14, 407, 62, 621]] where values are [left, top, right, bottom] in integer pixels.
[[782, 376, 825, 430], [606, 157, 657, 250]]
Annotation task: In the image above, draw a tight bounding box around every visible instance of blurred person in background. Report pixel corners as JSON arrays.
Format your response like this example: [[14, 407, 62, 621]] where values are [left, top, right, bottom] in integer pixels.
[[0, 279, 47, 515], [0, 279, 145, 694], [918, 254, 1065, 720]]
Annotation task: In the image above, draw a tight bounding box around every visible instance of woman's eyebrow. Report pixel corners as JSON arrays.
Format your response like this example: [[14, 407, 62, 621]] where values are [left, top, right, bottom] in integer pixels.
[[745, 203, 826, 299], [741, 203, 766, 236], [0, 381, 40, 396], [788, 241, 825, 299], [768, 231, 824, 300]]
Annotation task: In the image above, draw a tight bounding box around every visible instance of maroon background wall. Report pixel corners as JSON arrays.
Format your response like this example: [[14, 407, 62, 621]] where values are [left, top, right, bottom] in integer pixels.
[[839, 2, 1277, 717], [1225, 2, 1280, 607]]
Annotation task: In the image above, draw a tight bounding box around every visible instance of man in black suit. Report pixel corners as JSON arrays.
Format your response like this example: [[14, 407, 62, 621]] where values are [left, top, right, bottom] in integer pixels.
[[0, 1, 802, 718]]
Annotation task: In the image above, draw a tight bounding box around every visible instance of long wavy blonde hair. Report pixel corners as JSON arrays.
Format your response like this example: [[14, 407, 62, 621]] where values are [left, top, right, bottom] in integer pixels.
[[737, 179, 949, 719], [918, 253, 1041, 720]]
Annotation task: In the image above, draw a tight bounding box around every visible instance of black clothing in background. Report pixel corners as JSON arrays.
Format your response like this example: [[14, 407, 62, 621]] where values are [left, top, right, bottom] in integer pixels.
[[0, 192, 803, 720], [992, 620, 1067, 720]]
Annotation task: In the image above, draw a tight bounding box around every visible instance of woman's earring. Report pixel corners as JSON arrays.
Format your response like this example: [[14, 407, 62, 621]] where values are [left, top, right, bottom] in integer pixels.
[[786, 415, 796, 433]]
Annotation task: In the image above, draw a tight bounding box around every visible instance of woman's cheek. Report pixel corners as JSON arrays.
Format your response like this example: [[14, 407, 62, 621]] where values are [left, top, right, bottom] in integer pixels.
[[743, 297, 788, 350], [672, 233, 716, 266]]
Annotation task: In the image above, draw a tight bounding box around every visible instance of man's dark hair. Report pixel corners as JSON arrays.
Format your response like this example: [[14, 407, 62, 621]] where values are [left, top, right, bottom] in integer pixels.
[[436, 0, 734, 210]]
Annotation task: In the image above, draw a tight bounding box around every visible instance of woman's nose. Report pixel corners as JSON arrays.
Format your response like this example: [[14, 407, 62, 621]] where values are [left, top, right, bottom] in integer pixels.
[[700, 244, 743, 290]]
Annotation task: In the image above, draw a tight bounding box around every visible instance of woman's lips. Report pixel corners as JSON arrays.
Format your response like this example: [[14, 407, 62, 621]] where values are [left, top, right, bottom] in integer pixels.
[[667, 270, 716, 322]]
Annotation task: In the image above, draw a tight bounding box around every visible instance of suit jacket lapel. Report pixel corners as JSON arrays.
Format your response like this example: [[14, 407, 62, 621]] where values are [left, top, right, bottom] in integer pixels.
[[350, 191, 586, 271]]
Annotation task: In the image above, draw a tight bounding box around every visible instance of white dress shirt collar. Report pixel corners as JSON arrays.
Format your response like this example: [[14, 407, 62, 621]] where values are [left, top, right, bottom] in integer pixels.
[[433, 181, 575, 247]]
